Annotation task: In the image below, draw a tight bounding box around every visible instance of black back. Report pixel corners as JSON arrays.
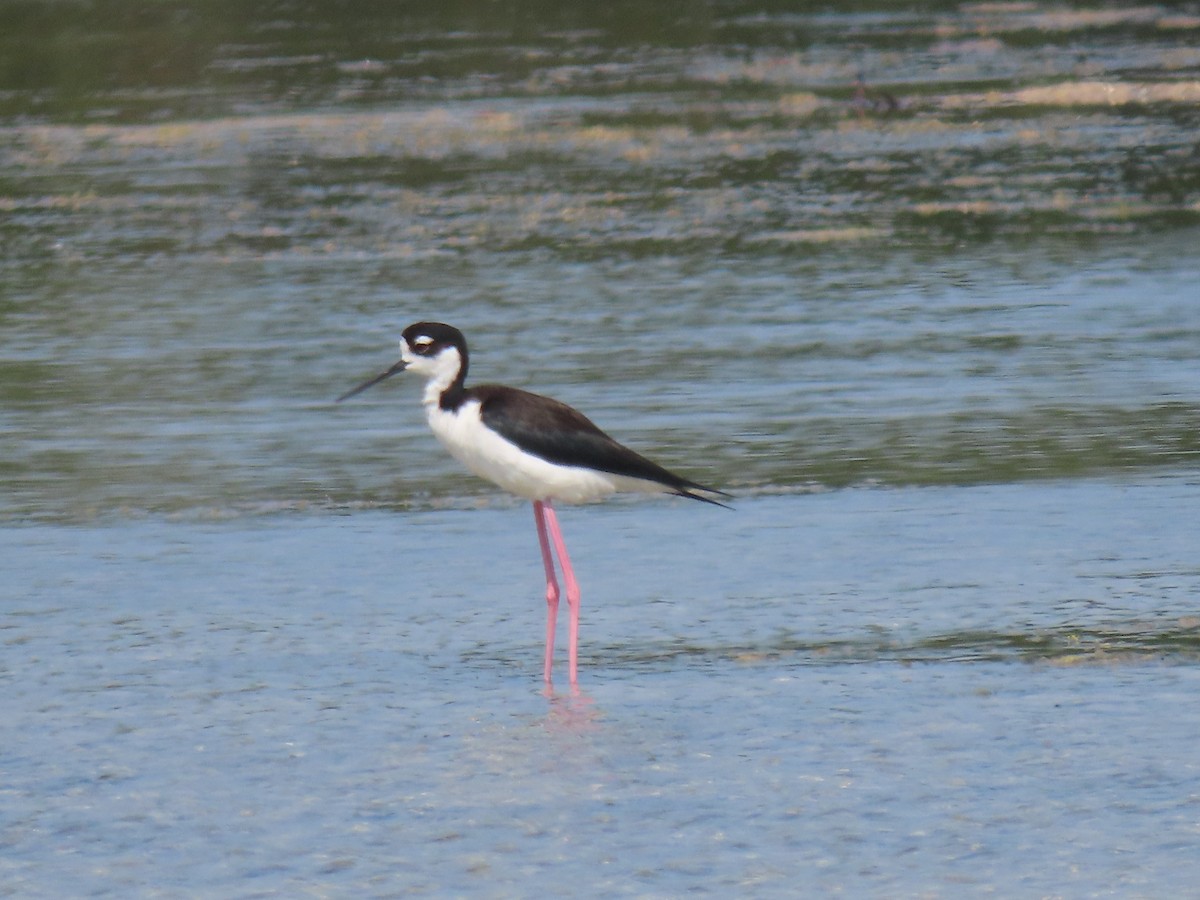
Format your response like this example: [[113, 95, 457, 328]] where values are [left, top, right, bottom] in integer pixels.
[[473, 384, 727, 505]]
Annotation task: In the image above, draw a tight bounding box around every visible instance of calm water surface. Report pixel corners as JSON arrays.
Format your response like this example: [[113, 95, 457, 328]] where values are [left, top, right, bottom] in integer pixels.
[[3, 3, 1200, 896]]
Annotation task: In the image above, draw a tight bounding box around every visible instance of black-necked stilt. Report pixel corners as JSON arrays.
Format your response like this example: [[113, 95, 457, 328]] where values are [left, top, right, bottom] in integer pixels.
[[338, 322, 729, 686]]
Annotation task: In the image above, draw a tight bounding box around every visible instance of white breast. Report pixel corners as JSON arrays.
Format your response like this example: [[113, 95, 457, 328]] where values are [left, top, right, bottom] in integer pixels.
[[425, 399, 650, 503]]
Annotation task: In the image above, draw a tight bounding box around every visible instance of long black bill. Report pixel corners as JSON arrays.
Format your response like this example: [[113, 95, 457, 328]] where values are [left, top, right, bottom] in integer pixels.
[[336, 360, 407, 403]]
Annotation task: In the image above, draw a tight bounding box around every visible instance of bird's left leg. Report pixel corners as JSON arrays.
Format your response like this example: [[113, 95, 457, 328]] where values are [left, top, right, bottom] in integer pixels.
[[532, 500, 560, 684]]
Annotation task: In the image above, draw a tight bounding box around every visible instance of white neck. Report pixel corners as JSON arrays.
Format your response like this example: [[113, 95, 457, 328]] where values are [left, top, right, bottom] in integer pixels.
[[410, 346, 464, 408]]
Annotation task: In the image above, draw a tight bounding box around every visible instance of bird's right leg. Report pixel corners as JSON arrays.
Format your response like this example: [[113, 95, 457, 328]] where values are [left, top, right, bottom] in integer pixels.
[[539, 500, 580, 687]]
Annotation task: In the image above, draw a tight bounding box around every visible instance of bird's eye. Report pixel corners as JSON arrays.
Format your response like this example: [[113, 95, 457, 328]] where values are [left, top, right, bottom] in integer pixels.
[[412, 336, 435, 354]]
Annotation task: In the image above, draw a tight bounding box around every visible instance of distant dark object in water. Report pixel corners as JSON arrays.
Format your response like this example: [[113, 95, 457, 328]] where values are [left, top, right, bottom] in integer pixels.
[[852, 75, 900, 117]]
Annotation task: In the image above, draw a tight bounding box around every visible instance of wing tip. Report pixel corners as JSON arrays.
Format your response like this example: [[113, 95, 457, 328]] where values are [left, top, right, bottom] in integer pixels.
[[673, 485, 734, 510]]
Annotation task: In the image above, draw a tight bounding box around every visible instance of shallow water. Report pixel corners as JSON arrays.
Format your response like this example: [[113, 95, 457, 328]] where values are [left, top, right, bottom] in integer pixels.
[[3, 2, 1200, 896], [4, 482, 1200, 896]]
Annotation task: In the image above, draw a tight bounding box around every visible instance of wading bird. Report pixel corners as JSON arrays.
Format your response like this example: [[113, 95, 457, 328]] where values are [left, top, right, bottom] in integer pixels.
[[338, 322, 728, 685]]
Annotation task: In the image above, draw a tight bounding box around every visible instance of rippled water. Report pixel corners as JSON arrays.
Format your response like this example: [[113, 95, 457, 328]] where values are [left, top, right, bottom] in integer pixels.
[[3, 3, 1200, 896], [4, 4, 1200, 518]]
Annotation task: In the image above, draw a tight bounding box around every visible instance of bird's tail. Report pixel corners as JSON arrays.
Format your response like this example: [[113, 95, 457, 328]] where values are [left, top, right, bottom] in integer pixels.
[[672, 484, 733, 509]]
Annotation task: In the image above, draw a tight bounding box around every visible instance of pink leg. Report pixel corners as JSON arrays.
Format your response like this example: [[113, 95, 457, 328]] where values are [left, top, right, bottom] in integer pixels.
[[532, 501, 560, 683], [539, 501, 581, 686]]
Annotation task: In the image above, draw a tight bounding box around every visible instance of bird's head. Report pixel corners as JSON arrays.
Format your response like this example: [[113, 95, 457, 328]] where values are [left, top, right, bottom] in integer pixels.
[[337, 321, 469, 402]]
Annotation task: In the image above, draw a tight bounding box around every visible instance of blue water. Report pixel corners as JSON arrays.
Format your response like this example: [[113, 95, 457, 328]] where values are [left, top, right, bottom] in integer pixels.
[[4, 480, 1200, 895], [5, 3, 1200, 895]]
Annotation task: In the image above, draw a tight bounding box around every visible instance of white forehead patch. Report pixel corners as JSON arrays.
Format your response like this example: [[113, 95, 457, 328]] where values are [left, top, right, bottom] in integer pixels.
[[412, 334, 434, 349]]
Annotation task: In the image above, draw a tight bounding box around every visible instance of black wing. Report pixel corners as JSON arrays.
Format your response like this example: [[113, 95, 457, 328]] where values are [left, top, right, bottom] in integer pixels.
[[473, 385, 730, 507]]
